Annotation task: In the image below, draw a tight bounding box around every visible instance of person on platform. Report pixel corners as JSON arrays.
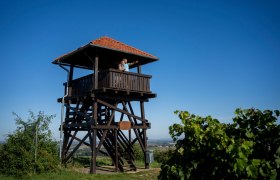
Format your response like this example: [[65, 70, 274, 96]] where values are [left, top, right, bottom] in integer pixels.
[[118, 60, 125, 71], [123, 58, 138, 72]]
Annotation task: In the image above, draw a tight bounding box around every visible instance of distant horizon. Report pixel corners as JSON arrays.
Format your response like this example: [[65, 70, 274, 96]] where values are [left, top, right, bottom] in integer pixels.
[[0, 137, 174, 144]]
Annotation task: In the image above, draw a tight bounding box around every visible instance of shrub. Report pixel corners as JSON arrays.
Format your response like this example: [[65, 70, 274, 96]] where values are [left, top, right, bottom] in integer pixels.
[[159, 108, 280, 179], [154, 148, 174, 163], [0, 111, 59, 177], [133, 143, 144, 161]]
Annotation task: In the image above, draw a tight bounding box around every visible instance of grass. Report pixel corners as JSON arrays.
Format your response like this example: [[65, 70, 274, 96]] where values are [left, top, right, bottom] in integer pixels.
[[0, 175, 14, 180], [72, 156, 113, 167], [0, 157, 162, 180], [135, 160, 161, 168], [73, 156, 161, 168], [0, 168, 160, 180]]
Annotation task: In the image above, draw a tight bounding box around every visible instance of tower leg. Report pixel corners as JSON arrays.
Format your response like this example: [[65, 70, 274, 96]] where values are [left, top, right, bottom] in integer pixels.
[[115, 129, 118, 172], [90, 129, 97, 174], [140, 101, 149, 169], [91, 99, 98, 174], [144, 129, 149, 169]]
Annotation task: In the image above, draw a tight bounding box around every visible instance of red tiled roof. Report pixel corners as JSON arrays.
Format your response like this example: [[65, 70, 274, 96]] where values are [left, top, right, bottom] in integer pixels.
[[91, 36, 157, 59]]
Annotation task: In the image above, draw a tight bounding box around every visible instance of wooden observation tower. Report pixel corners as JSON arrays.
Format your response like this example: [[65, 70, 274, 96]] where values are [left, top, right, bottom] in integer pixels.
[[53, 36, 158, 173]]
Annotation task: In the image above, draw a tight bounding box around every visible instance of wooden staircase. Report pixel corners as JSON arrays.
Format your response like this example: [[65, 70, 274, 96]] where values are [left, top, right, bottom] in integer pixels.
[[96, 127, 136, 171]]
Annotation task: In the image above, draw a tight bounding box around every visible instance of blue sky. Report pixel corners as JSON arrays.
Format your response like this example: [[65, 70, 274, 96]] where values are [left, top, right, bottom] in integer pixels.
[[0, 0, 279, 141]]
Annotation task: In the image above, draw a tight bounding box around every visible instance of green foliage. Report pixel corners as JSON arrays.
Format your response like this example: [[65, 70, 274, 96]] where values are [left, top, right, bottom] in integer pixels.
[[133, 143, 144, 161], [0, 111, 59, 177], [229, 108, 280, 178], [159, 108, 280, 179], [154, 148, 174, 163]]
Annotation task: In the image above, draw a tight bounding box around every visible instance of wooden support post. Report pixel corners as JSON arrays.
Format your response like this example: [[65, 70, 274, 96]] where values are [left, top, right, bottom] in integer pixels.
[[94, 56, 99, 90], [90, 129, 97, 174], [140, 101, 149, 169], [90, 96, 98, 174], [115, 129, 118, 172], [93, 100, 98, 125], [66, 65, 74, 96], [62, 101, 71, 164], [68, 65, 74, 86], [143, 129, 148, 169], [62, 132, 69, 164], [137, 65, 142, 74], [129, 129, 131, 144]]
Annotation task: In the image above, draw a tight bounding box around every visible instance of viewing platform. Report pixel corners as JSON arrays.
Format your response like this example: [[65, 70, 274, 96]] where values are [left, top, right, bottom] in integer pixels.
[[63, 68, 156, 101]]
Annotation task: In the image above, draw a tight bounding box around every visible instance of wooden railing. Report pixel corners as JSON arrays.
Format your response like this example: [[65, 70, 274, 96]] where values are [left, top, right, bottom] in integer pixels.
[[70, 74, 93, 97], [68, 69, 152, 97]]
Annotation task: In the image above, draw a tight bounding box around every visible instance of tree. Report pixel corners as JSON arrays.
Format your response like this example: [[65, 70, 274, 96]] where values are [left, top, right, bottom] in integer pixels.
[[0, 111, 59, 177], [159, 108, 280, 179]]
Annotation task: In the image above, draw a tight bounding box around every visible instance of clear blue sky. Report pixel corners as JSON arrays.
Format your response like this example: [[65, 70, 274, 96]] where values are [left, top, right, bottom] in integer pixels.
[[0, 0, 279, 141]]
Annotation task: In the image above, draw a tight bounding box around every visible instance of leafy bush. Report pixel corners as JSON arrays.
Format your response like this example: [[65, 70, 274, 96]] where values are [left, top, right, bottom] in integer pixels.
[[159, 108, 280, 179], [0, 111, 59, 177], [133, 143, 144, 161], [154, 148, 174, 163]]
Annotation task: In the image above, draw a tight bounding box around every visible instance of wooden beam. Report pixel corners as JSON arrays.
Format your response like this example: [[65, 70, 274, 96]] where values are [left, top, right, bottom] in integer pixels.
[[65, 131, 78, 154], [69, 133, 91, 146], [131, 131, 144, 145], [133, 127, 145, 151], [118, 130, 135, 160], [96, 109, 116, 151], [91, 125, 118, 129], [63, 126, 147, 130], [119, 101, 145, 151], [120, 101, 126, 122], [97, 99, 147, 122], [127, 101, 144, 140], [64, 104, 91, 121], [127, 101, 140, 124], [64, 133, 89, 163], [64, 123, 88, 129]]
